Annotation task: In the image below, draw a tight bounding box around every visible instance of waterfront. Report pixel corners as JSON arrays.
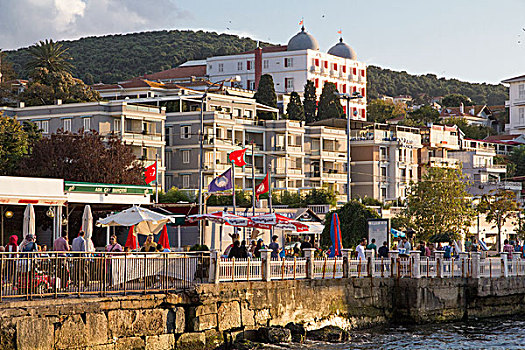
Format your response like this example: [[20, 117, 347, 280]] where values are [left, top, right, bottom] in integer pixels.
[[292, 316, 525, 350]]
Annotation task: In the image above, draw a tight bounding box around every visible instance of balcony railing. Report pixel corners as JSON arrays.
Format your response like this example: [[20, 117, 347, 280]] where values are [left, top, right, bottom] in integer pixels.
[[123, 132, 162, 142]]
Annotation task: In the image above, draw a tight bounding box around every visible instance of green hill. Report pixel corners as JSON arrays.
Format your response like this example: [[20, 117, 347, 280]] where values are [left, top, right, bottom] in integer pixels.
[[3, 29, 508, 105]]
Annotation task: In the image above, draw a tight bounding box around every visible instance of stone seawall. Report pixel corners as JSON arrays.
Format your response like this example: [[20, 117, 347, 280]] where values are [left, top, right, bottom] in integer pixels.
[[2, 277, 525, 349]]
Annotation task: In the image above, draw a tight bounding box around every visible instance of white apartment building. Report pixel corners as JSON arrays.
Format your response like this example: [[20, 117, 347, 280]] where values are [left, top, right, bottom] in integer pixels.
[[205, 27, 367, 120], [418, 124, 461, 177], [0, 101, 166, 187], [502, 74, 525, 135]]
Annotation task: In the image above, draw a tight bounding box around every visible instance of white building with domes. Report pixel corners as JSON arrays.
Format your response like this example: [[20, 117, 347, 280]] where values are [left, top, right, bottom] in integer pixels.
[[206, 26, 367, 120]]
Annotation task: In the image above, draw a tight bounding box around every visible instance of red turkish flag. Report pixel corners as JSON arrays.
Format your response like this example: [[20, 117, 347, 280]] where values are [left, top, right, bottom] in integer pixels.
[[255, 173, 269, 200], [229, 148, 247, 167], [144, 162, 157, 184]]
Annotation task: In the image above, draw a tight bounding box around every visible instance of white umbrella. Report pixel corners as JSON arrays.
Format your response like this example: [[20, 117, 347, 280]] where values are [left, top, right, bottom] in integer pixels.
[[97, 205, 174, 235], [81, 205, 95, 252], [23, 203, 36, 239]]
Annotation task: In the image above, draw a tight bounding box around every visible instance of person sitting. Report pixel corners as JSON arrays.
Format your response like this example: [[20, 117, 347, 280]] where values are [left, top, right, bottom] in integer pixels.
[[140, 235, 157, 253], [228, 240, 243, 259], [106, 235, 123, 253]]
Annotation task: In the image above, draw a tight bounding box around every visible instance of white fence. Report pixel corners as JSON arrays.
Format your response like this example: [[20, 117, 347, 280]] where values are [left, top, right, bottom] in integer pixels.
[[217, 258, 263, 282], [271, 258, 307, 280]]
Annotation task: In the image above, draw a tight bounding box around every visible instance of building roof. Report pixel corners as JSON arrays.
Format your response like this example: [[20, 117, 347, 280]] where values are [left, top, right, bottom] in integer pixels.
[[502, 74, 525, 83], [92, 79, 166, 91], [142, 65, 207, 81], [240, 46, 288, 55], [327, 38, 357, 60], [287, 26, 319, 51]]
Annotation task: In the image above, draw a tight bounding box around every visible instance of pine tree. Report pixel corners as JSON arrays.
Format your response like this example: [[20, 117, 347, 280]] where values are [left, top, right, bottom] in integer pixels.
[[286, 92, 305, 121], [303, 80, 317, 123], [254, 74, 277, 120], [317, 82, 344, 120]]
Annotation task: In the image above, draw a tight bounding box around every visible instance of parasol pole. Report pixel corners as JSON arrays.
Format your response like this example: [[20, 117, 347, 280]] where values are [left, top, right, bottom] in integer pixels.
[[232, 165, 236, 215], [251, 142, 256, 216], [155, 153, 159, 204]]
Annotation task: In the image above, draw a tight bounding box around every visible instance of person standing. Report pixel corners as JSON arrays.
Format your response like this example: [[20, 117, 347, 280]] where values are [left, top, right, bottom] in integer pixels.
[[228, 240, 242, 259], [239, 240, 248, 259], [366, 238, 377, 255], [378, 241, 389, 258], [399, 237, 411, 255], [54, 232, 70, 256], [71, 231, 89, 288], [268, 235, 280, 260], [356, 238, 367, 260]]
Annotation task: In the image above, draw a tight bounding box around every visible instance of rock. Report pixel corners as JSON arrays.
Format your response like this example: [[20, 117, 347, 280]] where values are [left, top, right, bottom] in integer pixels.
[[86, 313, 109, 346], [285, 322, 306, 343], [204, 329, 223, 349], [307, 325, 349, 343], [218, 301, 241, 331], [257, 326, 292, 344], [254, 309, 271, 326], [16, 317, 54, 350], [190, 313, 217, 332], [55, 314, 87, 349], [176, 332, 206, 350], [115, 337, 145, 350], [145, 334, 175, 350]]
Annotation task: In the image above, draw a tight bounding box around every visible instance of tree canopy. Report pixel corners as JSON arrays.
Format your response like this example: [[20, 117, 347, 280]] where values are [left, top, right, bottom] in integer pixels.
[[444, 117, 494, 140], [254, 74, 277, 120], [17, 131, 144, 184], [398, 105, 440, 127], [507, 145, 525, 178], [367, 99, 406, 123], [441, 94, 473, 107], [286, 91, 305, 121], [303, 80, 317, 124], [25, 39, 74, 77], [400, 167, 474, 242], [0, 114, 29, 176], [317, 82, 343, 120]]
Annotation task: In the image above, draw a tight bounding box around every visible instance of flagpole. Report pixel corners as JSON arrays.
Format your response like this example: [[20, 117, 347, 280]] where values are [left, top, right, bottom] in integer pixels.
[[251, 142, 256, 216], [268, 158, 273, 213], [155, 153, 159, 204], [232, 165, 236, 215]]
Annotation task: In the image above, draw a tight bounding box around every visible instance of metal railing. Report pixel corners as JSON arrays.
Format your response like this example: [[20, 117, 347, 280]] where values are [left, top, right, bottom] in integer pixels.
[[0, 252, 209, 301]]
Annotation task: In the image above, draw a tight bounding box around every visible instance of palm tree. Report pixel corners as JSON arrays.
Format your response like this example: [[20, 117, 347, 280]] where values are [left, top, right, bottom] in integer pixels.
[[25, 39, 73, 76]]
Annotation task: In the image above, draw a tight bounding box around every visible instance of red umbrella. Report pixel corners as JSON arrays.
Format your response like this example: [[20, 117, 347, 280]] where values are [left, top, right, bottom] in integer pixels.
[[124, 225, 137, 250], [158, 225, 170, 250]]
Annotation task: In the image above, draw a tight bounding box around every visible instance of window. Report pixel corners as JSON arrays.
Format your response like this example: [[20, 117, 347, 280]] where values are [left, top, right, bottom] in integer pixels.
[[63, 118, 71, 132], [380, 147, 387, 159], [324, 61, 328, 69], [114, 119, 121, 132], [263, 60, 269, 69], [400, 168, 406, 178], [342, 66, 346, 73], [520, 84, 525, 99], [41, 120, 49, 134], [233, 108, 242, 117], [208, 64, 212, 71], [182, 150, 190, 164], [361, 88, 366, 97], [246, 110, 253, 118], [333, 63, 337, 70], [182, 175, 190, 188], [180, 125, 191, 139], [352, 67, 357, 75], [284, 58, 293, 68], [360, 70, 365, 77], [247, 80, 255, 90], [314, 58, 320, 67], [381, 167, 387, 178], [285, 78, 294, 90], [381, 187, 387, 199], [218, 63, 224, 72], [247, 60, 252, 70], [520, 108, 525, 125], [315, 78, 319, 88], [237, 61, 243, 71], [342, 85, 347, 93], [166, 152, 172, 168], [83, 117, 91, 131]]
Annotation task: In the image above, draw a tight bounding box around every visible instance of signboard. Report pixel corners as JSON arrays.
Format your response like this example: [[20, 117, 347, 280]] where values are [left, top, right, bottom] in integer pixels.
[[368, 219, 389, 247], [64, 181, 153, 195]]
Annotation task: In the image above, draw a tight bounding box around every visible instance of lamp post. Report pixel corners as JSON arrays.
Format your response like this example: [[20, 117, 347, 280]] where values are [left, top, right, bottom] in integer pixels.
[[197, 76, 241, 244], [334, 91, 363, 203]]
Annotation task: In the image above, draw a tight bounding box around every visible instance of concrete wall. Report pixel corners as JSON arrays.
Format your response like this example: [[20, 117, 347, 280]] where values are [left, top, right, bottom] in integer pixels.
[[3, 277, 525, 349]]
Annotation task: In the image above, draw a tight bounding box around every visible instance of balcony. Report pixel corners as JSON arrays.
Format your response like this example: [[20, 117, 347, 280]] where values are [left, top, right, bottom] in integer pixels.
[[204, 138, 234, 147], [321, 150, 345, 158], [204, 163, 231, 171], [288, 145, 302, 153], [323, 172, 347, 180], [123, 132, 162, 142], [429, 156, 459, 168], [473, 164, 507, 172], [288, 168, 303, 175], [243, 166, 264, 175]]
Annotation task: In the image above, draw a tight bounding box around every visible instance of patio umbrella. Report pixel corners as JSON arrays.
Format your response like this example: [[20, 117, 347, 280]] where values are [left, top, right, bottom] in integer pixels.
[[250, 213, 309, 232], [328, 212, 342, 257], [22, 203, 36, 239], [124, 225, 138, 250], [187, 211, 252, 227], [97, 205, 174, 235], [81, 205, 95, 252], [158, 225, 170, 250]]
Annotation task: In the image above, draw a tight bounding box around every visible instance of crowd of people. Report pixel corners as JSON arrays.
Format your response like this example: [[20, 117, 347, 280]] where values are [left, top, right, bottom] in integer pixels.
[[223, 234, 317, 260]]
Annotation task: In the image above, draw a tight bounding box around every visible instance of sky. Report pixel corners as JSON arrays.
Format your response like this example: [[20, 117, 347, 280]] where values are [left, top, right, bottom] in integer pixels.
[[0, 0, 524, 84]]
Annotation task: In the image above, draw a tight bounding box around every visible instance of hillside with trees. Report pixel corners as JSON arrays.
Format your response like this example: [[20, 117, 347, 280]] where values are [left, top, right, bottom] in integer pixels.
[[3, 30, 508, 105]]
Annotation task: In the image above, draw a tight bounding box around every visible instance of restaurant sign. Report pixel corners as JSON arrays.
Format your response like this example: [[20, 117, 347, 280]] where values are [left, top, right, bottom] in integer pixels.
[[64, 181, 153, 195]]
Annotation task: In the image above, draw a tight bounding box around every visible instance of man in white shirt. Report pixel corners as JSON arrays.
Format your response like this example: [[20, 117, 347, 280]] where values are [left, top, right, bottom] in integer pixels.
[[71, 231, 89, 287], [356, 238, 367, 260], [399, 237, 412, 255]]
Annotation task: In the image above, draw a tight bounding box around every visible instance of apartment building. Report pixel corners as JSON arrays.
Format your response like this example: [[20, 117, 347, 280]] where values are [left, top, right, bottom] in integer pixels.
[[0, 101, 166, 186], [350, 123, 422, 201], [418, 124, 461, 178], [502, 74, 525, 135]]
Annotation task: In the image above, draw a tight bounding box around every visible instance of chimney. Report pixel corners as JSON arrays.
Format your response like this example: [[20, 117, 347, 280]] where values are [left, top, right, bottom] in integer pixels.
[[459, 102, 464, 114], [254, 47, 263, 90]]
